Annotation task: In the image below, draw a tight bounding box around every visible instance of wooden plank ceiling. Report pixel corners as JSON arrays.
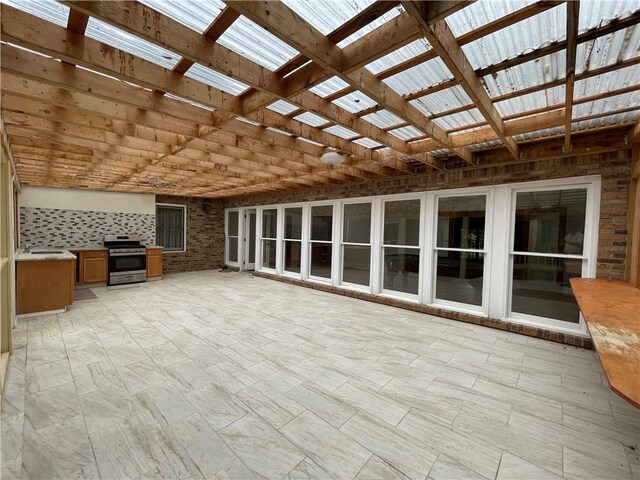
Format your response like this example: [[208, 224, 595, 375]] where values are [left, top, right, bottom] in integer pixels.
[[0, 0, 639, 198]]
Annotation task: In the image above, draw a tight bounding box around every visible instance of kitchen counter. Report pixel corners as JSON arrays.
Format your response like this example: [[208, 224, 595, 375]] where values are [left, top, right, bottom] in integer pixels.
[[67, 246, 108, 251], [16, 249, 77, 262]]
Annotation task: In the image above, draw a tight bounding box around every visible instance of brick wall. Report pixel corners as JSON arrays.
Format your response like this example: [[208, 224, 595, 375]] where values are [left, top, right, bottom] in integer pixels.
[[156, 195, 224, 274], [224, 150, 632, 280]]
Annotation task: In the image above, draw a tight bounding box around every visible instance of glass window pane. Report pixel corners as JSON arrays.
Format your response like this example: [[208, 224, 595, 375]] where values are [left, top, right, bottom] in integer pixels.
[[435, 251, 484, 306], [384, 200, 421, 246], [262, 239, 276, 269], [343, 245, 370, 286], [285, 207, 303, 240], [311, 205, 333, 241], [262, 209, 277, 239], [248, 212, 256, 263], [512, 255, 582, 323], [383, 247, 420, 295], [310, 243, 332, 279], [156, 205, 184, 252], [514, 189, 587, 255], [228, 211, 239, 236], [284, 240, 302, 273], [228, 237, 238, 263], [437, 195, 486, 249], [343, 203, 371, 244]]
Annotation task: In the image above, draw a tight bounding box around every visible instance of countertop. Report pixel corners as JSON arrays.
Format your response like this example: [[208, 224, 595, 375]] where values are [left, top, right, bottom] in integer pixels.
[[16, 249, 77, 262], [67, 246, 108, 251]]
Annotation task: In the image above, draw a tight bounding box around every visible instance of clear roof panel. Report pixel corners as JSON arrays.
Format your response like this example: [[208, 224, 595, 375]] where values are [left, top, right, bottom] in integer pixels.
[[461, 5, 566, 70], [332, 91, 377, 113], [573, 111, 640, 131], [576, 27, 640, 75], [1, 0, 69, 28], [217, 16, 300, 71], [574, 64, 640, 97], [184, 63, 249, 95], [267, 100, 299, 115], [432, 109, 485, 131], [309, 76, 350, 97], [579, 0, 640, 32], [411, 85, 472, 116], [365, 39, 432, 75], [482, 51, 566, 98], [495, 85, 565, 117], [574, 91, 640, 118], [388, 126, 425, 140], [383, 57, 452, 96], [467, 139, 503, 151], [86, 18, 180, 69], [138, 0, 224, 33], [294, 111, 329, 127], [361, 110, 404, 129], [353, 138, 383, 148], [282, 0, 375, 36], [446, 1, 532, 38], [324, 125, 359, 139], [513, 126, 564, 142], [337, 5, 403, 48], [165, 92, 215, 111]]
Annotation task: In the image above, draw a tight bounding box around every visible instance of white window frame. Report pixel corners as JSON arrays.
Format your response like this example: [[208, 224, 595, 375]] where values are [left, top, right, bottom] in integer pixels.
[[307, 202, 335, 284], [340, 199, 375, 293], [281, 205, 304, 278], [225, 208, 241, 267], [258, 206, 279, 273], [156, 203, 186, 253]]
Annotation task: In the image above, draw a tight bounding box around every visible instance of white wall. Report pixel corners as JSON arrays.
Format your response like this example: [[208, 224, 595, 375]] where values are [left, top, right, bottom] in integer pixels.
[[19, 186, 155, 214]]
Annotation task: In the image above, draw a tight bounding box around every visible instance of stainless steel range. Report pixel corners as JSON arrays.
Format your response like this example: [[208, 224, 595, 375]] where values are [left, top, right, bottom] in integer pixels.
[[104, 234, 147, 286]]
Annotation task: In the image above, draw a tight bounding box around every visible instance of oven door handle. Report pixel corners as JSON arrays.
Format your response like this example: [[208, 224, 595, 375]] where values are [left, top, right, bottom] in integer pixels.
[[109, 252, 146, 257]]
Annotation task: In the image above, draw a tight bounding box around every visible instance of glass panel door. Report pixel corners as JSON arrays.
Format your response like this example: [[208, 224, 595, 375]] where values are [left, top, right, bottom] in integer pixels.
[[284, 207, 303, 274], [261, 209, 277, 270], [342, 203, 371, 287], [309, 205, 333, 280], [245, 210, 256, 270], [227, 210, 239, 264]]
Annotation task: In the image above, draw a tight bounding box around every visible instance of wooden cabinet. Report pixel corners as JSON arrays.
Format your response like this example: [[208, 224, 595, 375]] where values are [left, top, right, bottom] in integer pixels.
[[16, 259, 75, 315], [81, 250, 108, 284], [147, 248, 163, 278]]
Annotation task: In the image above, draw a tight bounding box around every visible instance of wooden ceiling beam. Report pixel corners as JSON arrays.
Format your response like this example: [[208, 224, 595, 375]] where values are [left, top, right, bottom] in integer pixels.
[[403, 0, 519, 161], [564, 0, 580, 153]]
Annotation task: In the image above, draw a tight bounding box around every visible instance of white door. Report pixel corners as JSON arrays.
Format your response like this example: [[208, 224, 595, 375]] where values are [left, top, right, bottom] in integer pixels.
[[244, 209, 256, 270]]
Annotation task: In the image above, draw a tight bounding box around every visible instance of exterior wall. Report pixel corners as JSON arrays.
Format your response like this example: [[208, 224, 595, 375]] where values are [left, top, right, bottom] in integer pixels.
[[225, 150, 632, 281], [156, 195, 224, 274]]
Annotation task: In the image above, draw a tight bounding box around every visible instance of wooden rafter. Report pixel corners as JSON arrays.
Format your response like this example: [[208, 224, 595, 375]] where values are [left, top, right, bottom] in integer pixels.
[[564, 0, 580, 152]]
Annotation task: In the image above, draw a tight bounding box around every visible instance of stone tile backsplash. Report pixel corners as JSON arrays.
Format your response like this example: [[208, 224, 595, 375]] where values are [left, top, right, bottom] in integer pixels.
[[20, 207, 156, 247]]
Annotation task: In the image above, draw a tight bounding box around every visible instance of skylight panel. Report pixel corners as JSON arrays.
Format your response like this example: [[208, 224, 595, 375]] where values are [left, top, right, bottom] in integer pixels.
[[513, 126, 564, 142], [217, 16, 300, 71], [446, 1, 532, 37], [388, 126, 425, 140], [267, 100, 299, 115], [410, 85, 472, 116], [139, 0, 224, 33], [337, 6, 403, 48], [573, 112, 640, 131], [576, 29, 639, 75], [332, 91, 376, 114], [184, 63, 250, 96], [383, 58, 452, 96], [165, 92, 215, 111], [324, 125, 359, 139], [574, 91, 640, 119], [310, 77, 350, 97], [361, 110, 404, 129], [85, 18, 180, 69], [294, 112, 329, 127], [495, 86, 565, 117], [574, 64, 640, 98], [579, 0, 640, 32], [283, 0, 375, 36], [353, 138, 383, 148], [1, 0, 69, 28], [365, 39, 431, 75], [432, 109, 485, 131]]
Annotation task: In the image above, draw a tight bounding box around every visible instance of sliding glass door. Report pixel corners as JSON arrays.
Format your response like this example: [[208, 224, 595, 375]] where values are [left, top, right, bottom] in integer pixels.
[[342, 202, 372, 288], [309, 205, 333, 280]]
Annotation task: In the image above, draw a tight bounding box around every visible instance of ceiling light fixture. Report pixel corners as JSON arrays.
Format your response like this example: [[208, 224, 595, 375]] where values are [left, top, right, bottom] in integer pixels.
[[320, 151, 346, 164]]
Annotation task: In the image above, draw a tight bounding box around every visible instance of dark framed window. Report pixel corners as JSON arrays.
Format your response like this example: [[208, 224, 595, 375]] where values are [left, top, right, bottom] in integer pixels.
[[156, 204, 186, 252]]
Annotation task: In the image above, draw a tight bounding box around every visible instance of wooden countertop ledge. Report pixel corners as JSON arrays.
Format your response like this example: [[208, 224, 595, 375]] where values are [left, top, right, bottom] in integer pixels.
[[570, 278, 640, 408]]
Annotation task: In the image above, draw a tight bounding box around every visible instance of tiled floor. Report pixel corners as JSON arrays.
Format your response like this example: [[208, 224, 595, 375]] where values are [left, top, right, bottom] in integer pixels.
[[1, 271, 639, 480]]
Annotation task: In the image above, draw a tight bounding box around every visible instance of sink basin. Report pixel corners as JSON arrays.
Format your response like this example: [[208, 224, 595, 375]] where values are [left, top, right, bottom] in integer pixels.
[[30, 250, 64, 254]]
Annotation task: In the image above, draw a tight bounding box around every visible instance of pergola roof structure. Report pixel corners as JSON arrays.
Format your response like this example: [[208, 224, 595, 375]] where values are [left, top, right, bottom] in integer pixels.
[[0, 0, 639, 198]]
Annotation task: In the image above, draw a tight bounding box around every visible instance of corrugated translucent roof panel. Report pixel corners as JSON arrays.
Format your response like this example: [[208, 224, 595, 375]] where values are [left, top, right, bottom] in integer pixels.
[[495, 85, 565, 117], [574, 91, 640, 118], [388, 126, 425, 140], [267, 100, 300, 115], [574, 64, 640, 97], [184, 63, 249, 95], [383, 57, 452, 96], [573, 111, 640, 131], [332, 91, 377, 113], [461, 5, 566, 70], [446, 1, 531, 37], [309, 76, 350, 97], [337, 6, 403, 48], [467, 139, 503, 151], [411, 85, 472, 116], [164, 92, 215, 111], [294, 112, 329, 127], [576, 27, 640, 75], [282, 0, 375, 36], [1, 0, 69, 28], [138, 0, 224, 33], [432, 109, 485, 131], [86, 18, 180, 69], [354, 138, 383, 148], [513, 126, 564, 142], [217, 16, 300, 71], [579, 0, 640, 31], [365, 39, 432, 75], [324, 125, 359, 139], [361, 110, 404, 129], [482, 51, 566, 97]]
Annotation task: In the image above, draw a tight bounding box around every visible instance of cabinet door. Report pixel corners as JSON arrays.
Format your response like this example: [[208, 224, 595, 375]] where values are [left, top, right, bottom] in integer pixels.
[[82, 255, 107, 283], [147, 250, 163, 277]]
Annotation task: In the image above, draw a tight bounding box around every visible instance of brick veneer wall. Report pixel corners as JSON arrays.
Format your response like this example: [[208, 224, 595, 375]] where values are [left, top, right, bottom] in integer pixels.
[[225, 150, 632, 281], [156, 195, 224, 274]]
